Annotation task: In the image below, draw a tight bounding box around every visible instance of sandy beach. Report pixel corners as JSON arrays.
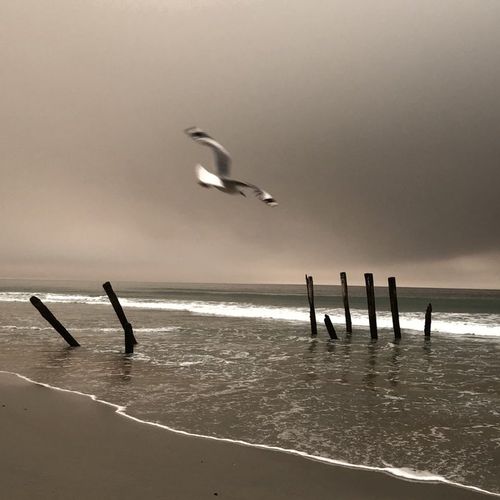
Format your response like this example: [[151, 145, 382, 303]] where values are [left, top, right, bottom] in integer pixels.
[[0, 372, 492, 500]]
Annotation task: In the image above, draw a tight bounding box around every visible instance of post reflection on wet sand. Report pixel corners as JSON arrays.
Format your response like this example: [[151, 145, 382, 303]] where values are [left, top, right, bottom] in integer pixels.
[[387, 339, 402, 387], [30, 345, 82, 387], [338, 335, 353, 384], [40, 345, 77, 370], [422, 337, 434, 375], [114, 355, 133, 383], [302, 339, 320, 382], [362, 340, 379, 391], [326, 338, 337, 354], [300, 334, 442, 391], [307, 338, 318, 354], [423, 338, 432, 356]]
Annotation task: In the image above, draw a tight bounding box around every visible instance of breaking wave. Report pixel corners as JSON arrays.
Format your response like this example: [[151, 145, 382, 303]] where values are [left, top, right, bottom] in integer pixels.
[[1, 292, 499, 337]]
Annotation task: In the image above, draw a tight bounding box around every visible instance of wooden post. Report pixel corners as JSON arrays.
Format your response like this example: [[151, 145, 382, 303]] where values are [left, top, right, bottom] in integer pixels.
[[324, 314, 338, 340], [340, 272, 352, 333], [124, 322, 134, 355], [364, 273, 378, 339], [388, 277, 401, 340], [424, 303, 432, 337], [102, 281, 137, 351], [305, 274, 318, 337], [29, 296, 80, 347]]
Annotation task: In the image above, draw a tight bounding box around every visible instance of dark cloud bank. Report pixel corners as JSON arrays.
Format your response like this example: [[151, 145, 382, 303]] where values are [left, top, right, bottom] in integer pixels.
[[1, 0, 500, 287]]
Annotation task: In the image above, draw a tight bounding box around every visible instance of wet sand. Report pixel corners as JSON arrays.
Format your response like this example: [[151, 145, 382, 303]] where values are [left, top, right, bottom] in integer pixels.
[[0, 372, 493, 499]]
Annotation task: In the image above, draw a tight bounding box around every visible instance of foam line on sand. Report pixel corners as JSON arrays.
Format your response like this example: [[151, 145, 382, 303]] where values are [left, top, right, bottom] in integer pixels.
[[1, 370, 498, 498]]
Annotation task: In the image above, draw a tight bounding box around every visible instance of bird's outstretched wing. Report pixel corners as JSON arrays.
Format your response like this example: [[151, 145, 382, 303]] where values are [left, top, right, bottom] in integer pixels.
[[231, 180, 278, 207], [185, 127, 231, 177], [195, 164, 224, 188]]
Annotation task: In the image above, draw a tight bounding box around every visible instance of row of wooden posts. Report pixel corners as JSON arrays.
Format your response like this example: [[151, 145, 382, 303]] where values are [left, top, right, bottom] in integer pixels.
[[306, 273, 433, 340], [29, 276, 432, 351], [29, 281, 136, 353]]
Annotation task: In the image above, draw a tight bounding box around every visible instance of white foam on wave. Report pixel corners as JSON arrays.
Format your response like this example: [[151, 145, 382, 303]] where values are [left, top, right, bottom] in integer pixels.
[[0, 324, 178, 334], [0, 325, 55, 331], [0, 292, 108, 304], [100, 327, 179, 334], [2, 291, 500, 337], [0, 370, 497, 497], [347, 310, 500, 337]]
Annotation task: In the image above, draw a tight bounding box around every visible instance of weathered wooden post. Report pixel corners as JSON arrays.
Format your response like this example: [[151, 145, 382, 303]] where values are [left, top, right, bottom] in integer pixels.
[[324, 314, 338, 340], [424, 303, 432, 337], [364, 273, 378, 339], [388, 277, 401, 340], [305, 274, 318, 337], [124, 322, 135, 355], [340, 272, 352, 334], [29, 296, 80, 347], [102, 281, 137, 353]]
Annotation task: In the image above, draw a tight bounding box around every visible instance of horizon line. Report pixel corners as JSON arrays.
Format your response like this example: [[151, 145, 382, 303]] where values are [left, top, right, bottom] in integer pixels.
[[0, 276, 499, 292]]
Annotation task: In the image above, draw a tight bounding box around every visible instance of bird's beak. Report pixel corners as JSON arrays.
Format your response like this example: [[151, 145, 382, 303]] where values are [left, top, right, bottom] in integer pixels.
[[184, 126, 197, 136]]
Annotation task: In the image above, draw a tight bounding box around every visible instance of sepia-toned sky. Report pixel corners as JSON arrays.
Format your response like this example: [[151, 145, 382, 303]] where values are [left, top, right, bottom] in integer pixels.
[[1, 0, 500, 288]]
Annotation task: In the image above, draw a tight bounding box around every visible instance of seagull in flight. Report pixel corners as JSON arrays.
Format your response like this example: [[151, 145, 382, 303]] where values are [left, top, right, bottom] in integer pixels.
[[185, 127, 278, 207]]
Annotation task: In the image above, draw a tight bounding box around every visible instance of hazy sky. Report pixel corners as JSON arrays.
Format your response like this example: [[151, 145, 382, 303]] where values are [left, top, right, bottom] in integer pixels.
[[2, 0, 500, 287]]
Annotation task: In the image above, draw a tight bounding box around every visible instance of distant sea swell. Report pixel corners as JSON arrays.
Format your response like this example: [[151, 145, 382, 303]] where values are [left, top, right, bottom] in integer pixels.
[[2, 291, 499, 337]]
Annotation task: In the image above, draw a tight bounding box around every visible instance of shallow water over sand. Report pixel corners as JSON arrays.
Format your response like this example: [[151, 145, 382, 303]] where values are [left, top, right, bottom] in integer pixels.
[[0, 280, 499, 494]]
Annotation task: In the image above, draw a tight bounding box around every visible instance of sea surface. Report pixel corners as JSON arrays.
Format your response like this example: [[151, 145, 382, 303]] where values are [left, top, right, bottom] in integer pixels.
[[0, 279, 499, 495]]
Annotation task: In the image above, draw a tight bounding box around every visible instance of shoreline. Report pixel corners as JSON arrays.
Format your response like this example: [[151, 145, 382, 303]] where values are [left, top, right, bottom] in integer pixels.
[[1, 371, 496, 499]]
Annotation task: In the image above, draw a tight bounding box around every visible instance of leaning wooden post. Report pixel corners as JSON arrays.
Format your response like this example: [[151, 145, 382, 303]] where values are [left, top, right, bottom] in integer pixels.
[[424, 303, 432, 337], [324, 314, 338, 340], [305, 274, 318, 337], [124, 322, 135, 354], [340, 272, 352, 333], [29, 296, 80, 347], [388, 277, 401, 340], [364, 273, 378, 339], [102, 281, 137, 353]]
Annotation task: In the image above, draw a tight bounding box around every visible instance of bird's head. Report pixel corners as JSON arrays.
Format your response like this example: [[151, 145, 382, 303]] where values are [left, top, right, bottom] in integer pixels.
[[185, 126, 207, 139]]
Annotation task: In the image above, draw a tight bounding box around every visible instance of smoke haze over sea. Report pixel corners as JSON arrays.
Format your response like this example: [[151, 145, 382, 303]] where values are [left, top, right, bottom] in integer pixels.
[[2, 0, 500, 287]]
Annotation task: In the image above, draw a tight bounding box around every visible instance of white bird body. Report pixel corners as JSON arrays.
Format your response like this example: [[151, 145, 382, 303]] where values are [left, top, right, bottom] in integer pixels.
[[186, 127, 278, 206]]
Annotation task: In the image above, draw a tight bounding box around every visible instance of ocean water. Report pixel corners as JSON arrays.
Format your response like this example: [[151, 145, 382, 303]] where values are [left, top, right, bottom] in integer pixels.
[[0, 279, 499, 495]]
